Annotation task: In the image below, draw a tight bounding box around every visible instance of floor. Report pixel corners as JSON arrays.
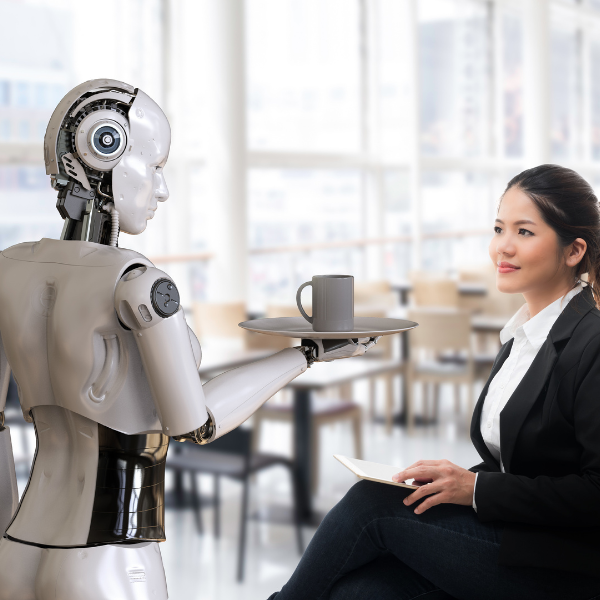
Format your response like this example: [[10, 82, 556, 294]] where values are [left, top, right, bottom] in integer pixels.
[[9, 379, 482, 600], [159, 380, 481, 600]]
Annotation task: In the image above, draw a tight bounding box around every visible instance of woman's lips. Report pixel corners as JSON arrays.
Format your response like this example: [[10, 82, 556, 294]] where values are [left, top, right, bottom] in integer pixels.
[[498, 265, 520, 273]]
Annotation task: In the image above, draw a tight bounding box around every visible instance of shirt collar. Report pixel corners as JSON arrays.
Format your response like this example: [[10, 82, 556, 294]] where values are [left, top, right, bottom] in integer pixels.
[[499, 282, 585, 349]]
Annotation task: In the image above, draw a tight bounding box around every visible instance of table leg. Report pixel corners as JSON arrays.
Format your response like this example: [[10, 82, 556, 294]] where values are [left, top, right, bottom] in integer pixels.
[[400, 330, 410, 420], [293, 388, 313, 523]]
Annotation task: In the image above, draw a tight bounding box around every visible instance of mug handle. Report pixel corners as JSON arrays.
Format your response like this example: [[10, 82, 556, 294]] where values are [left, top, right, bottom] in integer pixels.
[[296, 281, 313, 324]]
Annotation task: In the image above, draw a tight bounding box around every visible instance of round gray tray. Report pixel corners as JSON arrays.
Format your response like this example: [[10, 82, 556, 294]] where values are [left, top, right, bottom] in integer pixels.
[[238, 316, 418, 339]]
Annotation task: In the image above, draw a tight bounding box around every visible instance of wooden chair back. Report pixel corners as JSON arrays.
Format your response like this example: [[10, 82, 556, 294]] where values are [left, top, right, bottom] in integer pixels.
[[192, 302, 246, 341], [410, 278, 459, 308], [407, 308, 472, 355]]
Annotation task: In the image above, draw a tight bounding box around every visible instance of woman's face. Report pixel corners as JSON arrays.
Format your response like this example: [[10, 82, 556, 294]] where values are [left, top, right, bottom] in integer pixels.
[[488, 186, 575, 295]]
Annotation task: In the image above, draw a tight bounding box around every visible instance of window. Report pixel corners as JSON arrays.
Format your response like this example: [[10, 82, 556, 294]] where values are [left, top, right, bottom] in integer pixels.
[[550, 18, 581, 160], [15, 82, 30, 107], [0, 81, 9, 106], [418, 0, 491, 157], [247, 0, 361, 152]]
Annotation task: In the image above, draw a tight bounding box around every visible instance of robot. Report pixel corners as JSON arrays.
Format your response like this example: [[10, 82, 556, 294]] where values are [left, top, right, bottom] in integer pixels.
[[0, 79, 378, 599]]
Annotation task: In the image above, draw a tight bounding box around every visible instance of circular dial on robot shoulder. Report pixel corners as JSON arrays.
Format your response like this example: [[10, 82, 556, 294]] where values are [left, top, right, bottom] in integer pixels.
[[151, 279, 180, 318]]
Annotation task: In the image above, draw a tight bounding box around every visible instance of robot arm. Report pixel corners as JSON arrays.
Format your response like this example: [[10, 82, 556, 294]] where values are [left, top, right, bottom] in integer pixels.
[[115, 266, 309, 443], [115, 266, 208, 437], [194, 348, 307, 441]]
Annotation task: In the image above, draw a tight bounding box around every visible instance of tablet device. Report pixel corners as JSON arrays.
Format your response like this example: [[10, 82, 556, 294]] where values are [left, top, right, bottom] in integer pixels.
[[334, 454, 419, 490]]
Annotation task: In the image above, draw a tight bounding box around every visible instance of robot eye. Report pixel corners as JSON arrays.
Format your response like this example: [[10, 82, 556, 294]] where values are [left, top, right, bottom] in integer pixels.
[[92, 125, 122, 156]]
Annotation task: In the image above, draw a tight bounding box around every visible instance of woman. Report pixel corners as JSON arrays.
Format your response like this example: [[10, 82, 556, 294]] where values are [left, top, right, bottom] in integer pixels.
[[268, 165, 600, 600]]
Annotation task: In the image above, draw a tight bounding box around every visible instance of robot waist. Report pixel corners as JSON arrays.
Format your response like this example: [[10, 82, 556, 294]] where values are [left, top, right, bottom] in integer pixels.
[[6, 406, 169, 546]]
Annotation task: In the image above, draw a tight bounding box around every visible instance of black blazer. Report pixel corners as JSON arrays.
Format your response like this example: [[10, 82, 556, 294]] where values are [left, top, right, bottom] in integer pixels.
[[470, 283, 600, 577]]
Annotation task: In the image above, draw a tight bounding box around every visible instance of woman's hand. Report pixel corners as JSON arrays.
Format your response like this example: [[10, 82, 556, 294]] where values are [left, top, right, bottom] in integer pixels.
[[392, 459, 476, 515]]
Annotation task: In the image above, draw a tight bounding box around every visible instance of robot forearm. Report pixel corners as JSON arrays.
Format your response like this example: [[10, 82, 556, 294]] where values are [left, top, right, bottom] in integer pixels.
[[197, 348, 307, 442]]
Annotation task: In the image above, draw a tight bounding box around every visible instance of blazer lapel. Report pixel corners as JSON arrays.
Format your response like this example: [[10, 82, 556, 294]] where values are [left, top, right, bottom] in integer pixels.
[[470, 337, 514, 469], [499, 285, 596, 472]]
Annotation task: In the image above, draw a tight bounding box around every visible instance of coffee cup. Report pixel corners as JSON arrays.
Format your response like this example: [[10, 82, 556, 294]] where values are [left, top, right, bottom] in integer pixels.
[[296, 275, 354, 332]]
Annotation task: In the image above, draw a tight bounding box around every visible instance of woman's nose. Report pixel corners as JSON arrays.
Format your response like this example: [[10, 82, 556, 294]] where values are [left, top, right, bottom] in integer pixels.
[[495, 232, 516, 255]]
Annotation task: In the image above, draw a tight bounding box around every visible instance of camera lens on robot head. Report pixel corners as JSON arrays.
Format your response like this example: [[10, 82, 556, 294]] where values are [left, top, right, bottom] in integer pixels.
[[90, 122, 125, 159], [75, 112, 128, 171], [94, 126, 120, 154]]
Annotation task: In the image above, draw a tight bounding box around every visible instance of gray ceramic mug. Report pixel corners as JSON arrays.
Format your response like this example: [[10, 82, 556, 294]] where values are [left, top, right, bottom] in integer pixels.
[[296, 275, 354, 332]]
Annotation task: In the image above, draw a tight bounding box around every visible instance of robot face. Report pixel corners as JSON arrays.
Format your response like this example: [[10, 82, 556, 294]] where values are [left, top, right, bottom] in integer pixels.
[[112, 90, 171, 235]]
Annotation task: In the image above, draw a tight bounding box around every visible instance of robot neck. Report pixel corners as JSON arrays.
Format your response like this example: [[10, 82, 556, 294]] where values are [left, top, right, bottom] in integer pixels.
[[58, 181, 118, 246]]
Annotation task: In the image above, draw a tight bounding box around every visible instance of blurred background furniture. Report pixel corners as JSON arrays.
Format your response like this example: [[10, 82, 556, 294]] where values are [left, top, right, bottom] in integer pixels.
[[408, 272, 460, 308], [254, 301, 365, 494], [286, 358, 405, 524], [166, 427, 303, 582], [406, 308, 474, 433], [192, 301, 247, 347]]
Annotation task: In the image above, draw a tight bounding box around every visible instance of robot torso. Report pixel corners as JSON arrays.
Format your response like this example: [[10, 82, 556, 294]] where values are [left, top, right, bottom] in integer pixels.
[[0, 238, 200, 548]]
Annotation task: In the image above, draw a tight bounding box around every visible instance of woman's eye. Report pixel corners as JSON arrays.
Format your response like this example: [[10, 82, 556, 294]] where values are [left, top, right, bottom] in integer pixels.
[[493, 226, 533, 236]]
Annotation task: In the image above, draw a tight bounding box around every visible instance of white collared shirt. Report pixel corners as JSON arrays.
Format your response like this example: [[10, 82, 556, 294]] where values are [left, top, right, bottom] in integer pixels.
[[472, 282, 585, 511]]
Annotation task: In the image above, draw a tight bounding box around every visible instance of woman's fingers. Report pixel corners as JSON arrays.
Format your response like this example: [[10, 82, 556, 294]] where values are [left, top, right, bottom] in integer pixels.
[[413, 492, 446, 514], [403, 481, 443, 506], [393, 466, 440, 483]]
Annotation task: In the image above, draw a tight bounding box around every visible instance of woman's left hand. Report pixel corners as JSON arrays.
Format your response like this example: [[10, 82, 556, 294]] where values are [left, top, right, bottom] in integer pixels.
[[392, 459, 476, 515]]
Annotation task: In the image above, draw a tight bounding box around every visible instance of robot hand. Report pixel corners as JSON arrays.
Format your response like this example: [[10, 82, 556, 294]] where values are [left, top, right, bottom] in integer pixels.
[[301, 337, 381, 363]]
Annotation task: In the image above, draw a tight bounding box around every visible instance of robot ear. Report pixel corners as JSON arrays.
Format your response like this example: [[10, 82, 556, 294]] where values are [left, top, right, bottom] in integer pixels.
[[61, 153, 92, 191], [75, 109, 129, 172]]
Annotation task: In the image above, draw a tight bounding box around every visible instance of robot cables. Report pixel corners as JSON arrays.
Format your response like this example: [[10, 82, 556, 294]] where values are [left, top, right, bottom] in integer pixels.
[[104, 202, 120, 247]]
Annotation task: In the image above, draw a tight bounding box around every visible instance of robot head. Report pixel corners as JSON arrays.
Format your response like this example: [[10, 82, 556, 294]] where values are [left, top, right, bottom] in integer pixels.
[[44, 79, 171, 241]]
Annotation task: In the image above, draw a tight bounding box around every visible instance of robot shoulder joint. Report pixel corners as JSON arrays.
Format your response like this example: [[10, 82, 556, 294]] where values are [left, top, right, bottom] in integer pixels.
[[114, 266, 180, 330]]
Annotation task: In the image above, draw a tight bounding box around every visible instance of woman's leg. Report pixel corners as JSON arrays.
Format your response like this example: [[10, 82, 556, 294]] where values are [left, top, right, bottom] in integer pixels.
[[268, 480, 600, 600], [329, 553, 456, 600]]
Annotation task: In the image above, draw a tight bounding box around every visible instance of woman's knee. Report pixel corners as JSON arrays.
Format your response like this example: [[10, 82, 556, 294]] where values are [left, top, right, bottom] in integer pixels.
[[331, 480, 410, 524]]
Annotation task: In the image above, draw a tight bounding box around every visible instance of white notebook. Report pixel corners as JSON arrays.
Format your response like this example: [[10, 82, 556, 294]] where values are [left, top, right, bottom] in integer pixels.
[[334, 454, 418, 490]]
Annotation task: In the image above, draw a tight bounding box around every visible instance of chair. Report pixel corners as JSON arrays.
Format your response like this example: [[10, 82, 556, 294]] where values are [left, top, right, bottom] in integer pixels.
[[354, 280, 398, 309], [253, 399, 363, 494], [165, 427, 303, 582], [192, 302, 247, 345], [405, 308, 475, 433], [457, 263, 495, 314], [408, 274, 459, 308], [354, 305, 404, 433]]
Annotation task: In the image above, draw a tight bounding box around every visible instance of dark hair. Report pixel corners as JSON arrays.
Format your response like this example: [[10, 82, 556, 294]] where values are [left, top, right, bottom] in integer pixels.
[[502, 164, 600, 309]]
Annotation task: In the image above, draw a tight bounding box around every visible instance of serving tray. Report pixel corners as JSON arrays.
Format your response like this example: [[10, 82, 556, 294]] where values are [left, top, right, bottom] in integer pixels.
[[238, 316, 418, 340]]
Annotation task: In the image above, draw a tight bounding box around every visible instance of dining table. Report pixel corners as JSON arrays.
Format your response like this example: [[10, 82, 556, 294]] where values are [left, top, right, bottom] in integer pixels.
[[392, 281, 488, 306]]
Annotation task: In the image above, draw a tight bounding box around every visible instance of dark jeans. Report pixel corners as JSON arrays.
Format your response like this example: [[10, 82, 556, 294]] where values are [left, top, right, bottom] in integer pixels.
[[268, 480, 600, 600]]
